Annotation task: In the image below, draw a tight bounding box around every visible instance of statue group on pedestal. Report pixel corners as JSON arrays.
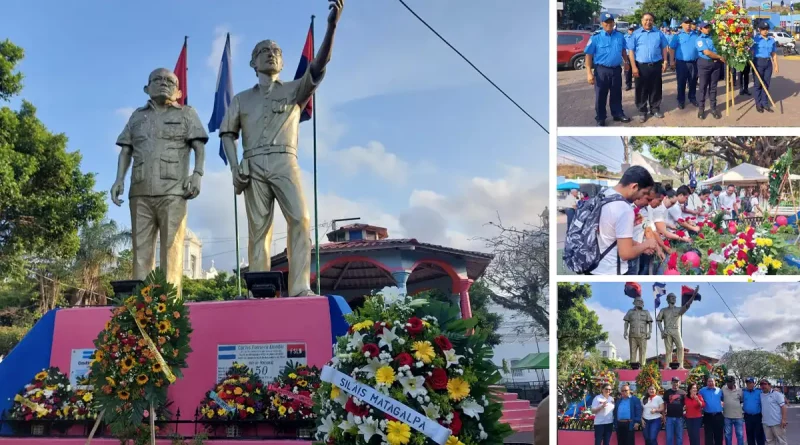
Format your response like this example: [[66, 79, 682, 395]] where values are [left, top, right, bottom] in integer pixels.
[[111, 0, 344, 296]]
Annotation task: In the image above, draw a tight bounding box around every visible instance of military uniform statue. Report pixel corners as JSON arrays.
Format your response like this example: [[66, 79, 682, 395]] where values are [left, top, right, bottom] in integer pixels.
[[111, 68, 208, 296], [220, 0, 343, 297], [623, 298, 652, 366], [657, 292, 696, 369]]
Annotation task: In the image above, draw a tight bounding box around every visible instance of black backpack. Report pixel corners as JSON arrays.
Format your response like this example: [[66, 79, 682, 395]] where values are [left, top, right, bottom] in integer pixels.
[[563, 191, 629, 274]]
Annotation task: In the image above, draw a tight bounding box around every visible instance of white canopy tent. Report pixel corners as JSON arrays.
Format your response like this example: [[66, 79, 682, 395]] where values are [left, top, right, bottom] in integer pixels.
[[629, 151, 680, 183], [700, 162, 800, 187]]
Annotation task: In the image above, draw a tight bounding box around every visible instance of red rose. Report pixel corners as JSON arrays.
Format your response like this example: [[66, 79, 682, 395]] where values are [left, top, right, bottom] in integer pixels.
[[737, 250, 748, 261], [362, 343, 380, 358], [707, 249, 714, 255], [449, 411, 463, 436], [718, 229, 724, 234], [663, 240, 671, 247], [426, 368, 449, 390], [395, 353, 414, 367], [746, 264, 759, 275], [406, 317, 424, 336], [698, 233, 705, 239], [707, 261, 718, 275], [345, 398, 370, 417], [246, 383, 253, 391], [235, 396, 245, 404], [238, 410, 247, 419], [434, 335, 453, 351]]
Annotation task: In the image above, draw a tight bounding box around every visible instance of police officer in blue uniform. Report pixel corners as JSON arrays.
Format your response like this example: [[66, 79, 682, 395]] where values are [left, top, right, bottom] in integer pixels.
[[628, 12, 669, 122], [669, 17, 699, 109], [585, 12, 632, 126], [696, 20, 726, 119], [664, 28, 674, 68], [624, 26, 637, 90], [752, 21, 779, 113]]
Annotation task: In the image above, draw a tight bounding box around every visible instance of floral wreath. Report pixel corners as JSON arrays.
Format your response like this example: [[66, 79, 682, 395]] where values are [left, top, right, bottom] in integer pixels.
[[769, 148, 792, 207], [87, 269, 192, 439], [313, 295, 512, 445], [67, 375, 98, 420], [265, 361, 320, 423], [198, 362, 266, 421], [10, 367, 73, 422], [563, 367, 592, 403], [712, 0, 754, 72], [687, 364, 727, 389]]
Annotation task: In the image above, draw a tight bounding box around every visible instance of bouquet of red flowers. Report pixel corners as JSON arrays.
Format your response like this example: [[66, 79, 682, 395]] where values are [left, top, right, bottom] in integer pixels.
[[9, 367, 72, 422], [265, 362, 320, 423], [198, 363, 266, 421]]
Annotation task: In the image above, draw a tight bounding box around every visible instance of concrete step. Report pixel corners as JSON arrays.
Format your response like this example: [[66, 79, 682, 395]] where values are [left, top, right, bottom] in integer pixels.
[[501, 407, 536, 421], [499, 392, 519, 401], [513, 424, 535, 432], [502, 399, 533, 410]]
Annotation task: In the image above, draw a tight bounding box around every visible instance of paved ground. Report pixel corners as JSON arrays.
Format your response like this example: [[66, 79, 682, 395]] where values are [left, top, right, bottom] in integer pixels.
[[555, 212, 574, 276], [505, 431, 534, 444], [557, 56, 800, 127], [786, 404, 800, 442]]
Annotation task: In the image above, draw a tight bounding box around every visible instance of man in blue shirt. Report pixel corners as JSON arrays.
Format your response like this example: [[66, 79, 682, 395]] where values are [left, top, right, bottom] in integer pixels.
[[613, 384, 643, 445], [743, 377, 766, 445], [699, 377, 725, 445], [751, 21, 779, 113], [624, 26, 637, 90], [669, 17, 699, 109], [585, 12, 632, 126], [664, 28, 674, 68], [627, 12, 669, 122], [695, 20, 726, 120]]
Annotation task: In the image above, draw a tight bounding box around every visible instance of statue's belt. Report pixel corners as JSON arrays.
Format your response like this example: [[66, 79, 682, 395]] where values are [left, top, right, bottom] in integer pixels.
[[243, 145, 296, 158]]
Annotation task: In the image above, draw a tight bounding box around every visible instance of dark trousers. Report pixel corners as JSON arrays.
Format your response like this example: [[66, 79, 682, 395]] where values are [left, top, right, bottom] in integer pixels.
[[704, 412, 725, 445], [594, 65, 625, 121], [744, 413, 766, 445], [594, 423, 613, 445], [738, 62, 751, 93], [617, 423, 635, 445], [686, 417, 703, 445], [638, 253, 653, 275], [626, 64, 633, 88], [698, 58, 722, 110], [634, 60, 663, 113], [676, 59, 698, 105], [753, 57, 773, 107], [566, 208, 576, 229]]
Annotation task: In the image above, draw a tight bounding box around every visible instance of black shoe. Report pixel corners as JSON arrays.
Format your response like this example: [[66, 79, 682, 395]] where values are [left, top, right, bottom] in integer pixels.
[[678, 103, 685, 110], [638, 114, 648, 123], [653, 110, 665, 118], [757, 106, 764, 113], [625, 86, 632, 91], [690, 101, 699, 107], [613, 115, 631, 123], [711, 108, 721, 119], [596, 119, 606, 126], [741, 90, 751, 96], [697, 109, 705, 119], [765, 105, 774, 113]]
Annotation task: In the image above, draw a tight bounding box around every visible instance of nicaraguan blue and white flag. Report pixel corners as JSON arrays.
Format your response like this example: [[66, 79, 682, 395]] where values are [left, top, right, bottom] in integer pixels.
[[653, 282, 666, 309]]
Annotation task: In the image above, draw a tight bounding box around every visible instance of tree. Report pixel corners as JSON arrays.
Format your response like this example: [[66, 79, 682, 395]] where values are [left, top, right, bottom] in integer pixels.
[[478, 219, 548, 336], [629, 0, 705, 26], [557, 283, 608, 352], [591, 165, 609, 173], [563, 0, 603, 27], [721, 349, 784, 387], [181, 272, 242, 302], [71, 220, 130, 306], [629, 136, 800, 172], [416, 281, 503, 347], [0, 39, 106, 276]]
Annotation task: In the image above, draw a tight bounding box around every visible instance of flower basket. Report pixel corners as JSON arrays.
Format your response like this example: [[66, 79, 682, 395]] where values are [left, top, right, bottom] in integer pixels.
[[712, 0, 754, 72], [198, 363, 266, 425], [9, 367, 73, 426], [265, 361, 320, 430]]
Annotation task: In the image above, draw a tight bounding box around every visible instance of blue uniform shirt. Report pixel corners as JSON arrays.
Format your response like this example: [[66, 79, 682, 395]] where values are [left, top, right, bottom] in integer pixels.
[[699, 387, 723, 413], [628, 28, 668, 63], [743, 388, 762, 415], [617, 398, 631, 420], [585, 30, 626, 67], [670, 29, 699, 61], [696, 33, 717, 60], [752, 35, 777, 58]]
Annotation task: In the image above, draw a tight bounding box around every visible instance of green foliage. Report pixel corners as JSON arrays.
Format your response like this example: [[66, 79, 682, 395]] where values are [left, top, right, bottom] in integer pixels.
[[557, 283, 608, 352], [416, 281, 503, 347], [0, 325, 28, 356], [0, 39, 106, 276], [182, 272, 242, 302], [629, 0, 705, 26], [635, 362, 663, 398], [769, 148, 792, 206], [563, 0, 603, 27], [602, 358, 631, 370]]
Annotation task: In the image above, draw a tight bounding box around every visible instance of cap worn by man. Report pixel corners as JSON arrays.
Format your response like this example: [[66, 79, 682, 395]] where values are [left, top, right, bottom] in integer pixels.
[[746, 377, 755, 383], [601, 12, 615, 22], [682, 16, 694, 24], [758, 22, 770, 30], [672, 376, 680, 382]]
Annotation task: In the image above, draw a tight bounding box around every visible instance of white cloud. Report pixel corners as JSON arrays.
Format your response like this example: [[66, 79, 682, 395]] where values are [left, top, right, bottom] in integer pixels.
[[589, 283, 800, 362], [329, 141, 409, 185], [207, 26, 242, 72]]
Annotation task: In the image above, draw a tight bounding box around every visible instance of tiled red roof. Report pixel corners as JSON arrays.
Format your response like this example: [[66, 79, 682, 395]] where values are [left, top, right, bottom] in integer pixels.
[[318, 238, 493, 259]]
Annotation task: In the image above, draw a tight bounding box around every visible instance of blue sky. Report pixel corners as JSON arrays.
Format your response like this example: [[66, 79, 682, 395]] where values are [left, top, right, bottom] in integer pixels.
[[581, 282, 800, 360], [2, 1, 548, 272]]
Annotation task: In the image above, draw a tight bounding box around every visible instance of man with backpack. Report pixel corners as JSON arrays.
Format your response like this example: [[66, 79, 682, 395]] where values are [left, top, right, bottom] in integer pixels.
[[564, 165, 657, 275]]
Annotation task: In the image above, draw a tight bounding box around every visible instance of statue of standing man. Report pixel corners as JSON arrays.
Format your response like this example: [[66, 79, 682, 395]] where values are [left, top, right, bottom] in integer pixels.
[[111, 68, 208, 296], [657, 291, 697, 369], [624, 298, 652, 367], [220, 0, 344, 297]]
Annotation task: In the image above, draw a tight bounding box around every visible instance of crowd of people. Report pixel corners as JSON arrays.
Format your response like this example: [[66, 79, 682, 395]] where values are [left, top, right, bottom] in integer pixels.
[[564, 166, 769, 275], [585, 13, 779, 126], [591, 376, 789, 445]]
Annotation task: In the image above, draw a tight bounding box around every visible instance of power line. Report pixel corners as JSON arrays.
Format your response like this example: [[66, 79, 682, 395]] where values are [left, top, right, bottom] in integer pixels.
[[708, 283, 759, 349], [395, 0, 547, 134]]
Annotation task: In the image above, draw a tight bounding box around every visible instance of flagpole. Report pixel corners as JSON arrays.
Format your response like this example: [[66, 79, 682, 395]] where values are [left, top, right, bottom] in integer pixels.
[[226, 32, 242, 297], [311, 15, 321, 296], [184, 36, 188, 105]]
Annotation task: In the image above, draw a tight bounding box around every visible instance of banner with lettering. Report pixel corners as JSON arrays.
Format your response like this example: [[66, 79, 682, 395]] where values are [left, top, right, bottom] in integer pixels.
[[320, 365, 451, 445]]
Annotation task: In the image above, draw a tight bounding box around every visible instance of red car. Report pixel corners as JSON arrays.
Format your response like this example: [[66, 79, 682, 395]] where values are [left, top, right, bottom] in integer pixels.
[[557, 31, 592, 70]]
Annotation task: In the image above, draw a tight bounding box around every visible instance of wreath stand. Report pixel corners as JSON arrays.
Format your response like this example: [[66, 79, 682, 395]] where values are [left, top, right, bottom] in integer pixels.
[[725, 60, 776, 117], [85, 403, 157, 445], [771, 168, 800, 246]]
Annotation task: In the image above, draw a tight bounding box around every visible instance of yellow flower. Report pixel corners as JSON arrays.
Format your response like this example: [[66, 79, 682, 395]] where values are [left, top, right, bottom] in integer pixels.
[[278, 405, 287, 416], [35, 371, 48, 381], [106, 377, 116, 387], [412, 341, 436, 364], [330, 385, 341, 400], [157, 320, 171, 334], [206, 410, 214, 419], [376, 366, 396, 385], [217, 408, 225, 416], [156, 303, 166, 313], [297, 379, 308, 387], [121, 357, 135, 370], [737, 238, 746, 245], [351, 320, 374, 332], [447, 377, 470, 401], [152, 363, 163, 373], [136, 374, 149, 385], [234, 387, 243, 395], [446, 437, 465, 445], [288, 373, 297, 379], [736, 260, 746, 268], [765, 238, 773, 247], [386, 420, 411, 445], [246, 407, 255, 414], [82, 392, 93, 402], [118, 390, 130, 401], [772, 260, 782, 269], [273, 397, 281, 407]]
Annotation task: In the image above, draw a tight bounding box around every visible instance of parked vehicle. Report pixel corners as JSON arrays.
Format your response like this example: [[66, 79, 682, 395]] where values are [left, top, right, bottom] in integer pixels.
[[557, 31, 592, 70], [780, 40, 798, 56], [615, 21, 630, 33], [769, 31, 795, 46]]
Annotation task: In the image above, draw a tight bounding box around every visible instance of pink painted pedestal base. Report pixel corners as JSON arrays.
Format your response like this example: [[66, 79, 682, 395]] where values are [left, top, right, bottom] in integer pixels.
[[559, 429, 690, 444], [0, 440, 309, 445]]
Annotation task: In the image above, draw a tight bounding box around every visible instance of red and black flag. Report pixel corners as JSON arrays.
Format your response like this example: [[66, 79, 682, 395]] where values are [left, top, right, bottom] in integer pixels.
[[293, 23, 314, 122]]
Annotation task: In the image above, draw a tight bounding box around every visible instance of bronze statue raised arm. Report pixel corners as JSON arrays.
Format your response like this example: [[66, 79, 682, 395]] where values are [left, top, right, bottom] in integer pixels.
[[219, 0, 343, 297], [111, 68, 208, 296]]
